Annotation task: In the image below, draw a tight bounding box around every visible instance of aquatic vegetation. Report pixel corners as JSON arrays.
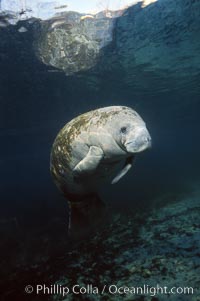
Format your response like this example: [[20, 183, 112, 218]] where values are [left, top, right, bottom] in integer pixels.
[[51, 192, 200, 301]]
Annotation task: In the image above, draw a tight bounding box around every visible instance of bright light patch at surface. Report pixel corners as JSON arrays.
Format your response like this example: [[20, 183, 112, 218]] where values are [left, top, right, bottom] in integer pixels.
[[141, 0, 157, 8], [0, 0, 146, 20]]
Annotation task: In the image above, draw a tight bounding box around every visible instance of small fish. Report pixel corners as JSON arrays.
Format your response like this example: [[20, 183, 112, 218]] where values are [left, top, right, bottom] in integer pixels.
[[50, 20, 66, 29], [80, 15, 95, 21], [18, 26, 28, 33], [54, 5, 68, 10]]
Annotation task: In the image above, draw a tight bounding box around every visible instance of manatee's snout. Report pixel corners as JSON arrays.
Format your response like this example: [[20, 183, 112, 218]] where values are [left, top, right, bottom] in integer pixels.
[[125, 127, 152, 153], [136, 131, 152, 150]]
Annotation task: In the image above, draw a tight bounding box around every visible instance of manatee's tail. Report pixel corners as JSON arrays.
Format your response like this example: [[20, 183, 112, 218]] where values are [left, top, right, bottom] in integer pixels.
[[67, 193, 106, 239]]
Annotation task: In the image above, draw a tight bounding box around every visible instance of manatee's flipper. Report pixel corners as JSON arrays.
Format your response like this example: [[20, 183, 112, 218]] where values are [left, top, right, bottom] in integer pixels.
[[73, 146, 104, 177], [68, 193, 106, 239], [111, 156, 134, 184]]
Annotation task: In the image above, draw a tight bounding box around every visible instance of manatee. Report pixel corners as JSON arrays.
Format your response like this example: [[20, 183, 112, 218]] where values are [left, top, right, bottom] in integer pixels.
[[50, 106, 151, 236]]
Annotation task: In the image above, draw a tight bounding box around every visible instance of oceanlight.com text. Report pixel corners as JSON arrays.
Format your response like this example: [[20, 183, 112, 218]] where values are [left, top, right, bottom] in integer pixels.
[[25, 283, 194, 297]]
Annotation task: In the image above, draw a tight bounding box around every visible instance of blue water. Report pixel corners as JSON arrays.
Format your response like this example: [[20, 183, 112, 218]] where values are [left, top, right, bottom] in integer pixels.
[[0, 2, 200, 300]]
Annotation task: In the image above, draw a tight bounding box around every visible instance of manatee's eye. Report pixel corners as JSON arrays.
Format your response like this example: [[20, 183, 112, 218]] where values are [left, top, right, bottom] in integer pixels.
[[120, 126, 127, 134]]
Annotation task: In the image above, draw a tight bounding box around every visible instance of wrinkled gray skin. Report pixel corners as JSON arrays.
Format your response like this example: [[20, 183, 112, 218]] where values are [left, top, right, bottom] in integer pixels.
[[50, 106, 151, 197]]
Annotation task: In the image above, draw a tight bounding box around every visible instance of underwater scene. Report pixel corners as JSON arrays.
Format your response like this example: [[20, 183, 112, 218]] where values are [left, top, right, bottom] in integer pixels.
[[0, 0, 200, 300]]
